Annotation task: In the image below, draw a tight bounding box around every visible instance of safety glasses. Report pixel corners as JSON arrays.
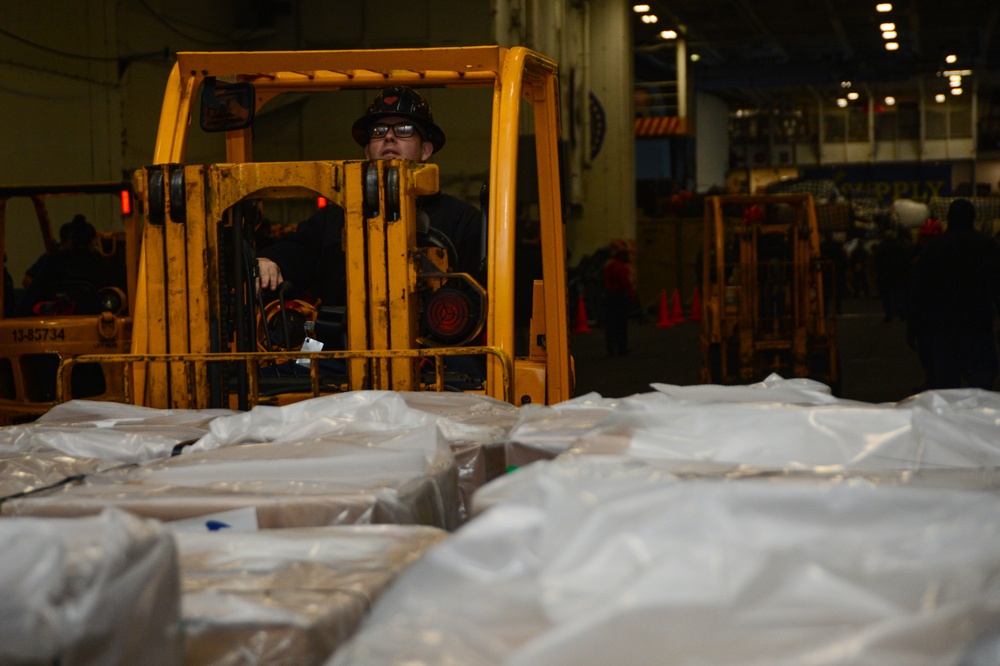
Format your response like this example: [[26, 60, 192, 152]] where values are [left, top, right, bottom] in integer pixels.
[[368, 122, 423, 140]]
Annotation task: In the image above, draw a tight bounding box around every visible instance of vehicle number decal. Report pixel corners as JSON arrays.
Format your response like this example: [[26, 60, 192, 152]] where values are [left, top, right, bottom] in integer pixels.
[[12, 328, 66, 342]]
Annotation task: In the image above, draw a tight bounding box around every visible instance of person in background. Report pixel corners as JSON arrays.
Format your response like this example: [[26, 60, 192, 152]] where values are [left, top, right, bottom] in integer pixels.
[[872, 227, 911, 322], [22, 219, 73, 289], [848, 234, 870, 298], [602, 243, 635, 356], [914, 217, 943, 252], [819, 232, 848, 315], [905, 218, 944, 389], [909, 199, 1000, 390], [17, 214, 112, 315]]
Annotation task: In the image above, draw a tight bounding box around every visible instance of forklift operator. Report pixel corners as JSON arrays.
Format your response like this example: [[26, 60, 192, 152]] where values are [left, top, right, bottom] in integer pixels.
[[255, 86, 482, 303]]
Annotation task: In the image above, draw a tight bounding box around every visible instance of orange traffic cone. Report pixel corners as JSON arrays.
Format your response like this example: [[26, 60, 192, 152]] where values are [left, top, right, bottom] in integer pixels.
[[572, 293, 591, 333], [670, 288, 685, 324], [689, 285, 702, 321], [655, 289, 674, 328]]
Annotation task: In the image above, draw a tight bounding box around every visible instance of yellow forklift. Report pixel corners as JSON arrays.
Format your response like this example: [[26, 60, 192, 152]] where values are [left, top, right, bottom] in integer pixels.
[[699, 193, 839, 389], [0, 182, 139, 423], [61, 46, 572, 410]]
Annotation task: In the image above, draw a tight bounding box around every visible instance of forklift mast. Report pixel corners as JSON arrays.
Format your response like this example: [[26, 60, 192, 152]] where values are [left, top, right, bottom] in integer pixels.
[[0, 182, 139, 424], [700, 193, 839, 389], [68, 46, 572, 410]]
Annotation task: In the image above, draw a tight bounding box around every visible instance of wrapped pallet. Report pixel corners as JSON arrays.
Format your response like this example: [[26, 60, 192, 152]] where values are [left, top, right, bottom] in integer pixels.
[[2, 422, 459, 529], [326, 379, 1000, 664], [398, 391, 516, 519], [0, 399, 235, 464], [2, 394, 464, 530], [328, 457, 1000, 666], [502, 376, 1000, 478], [0, 509, 182, 665], [177, 525, 448, 665], [0, 399, 237, 499]]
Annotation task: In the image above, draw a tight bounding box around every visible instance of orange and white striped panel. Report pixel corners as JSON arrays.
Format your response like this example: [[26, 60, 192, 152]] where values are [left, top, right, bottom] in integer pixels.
[[634, 116, 688, 137]]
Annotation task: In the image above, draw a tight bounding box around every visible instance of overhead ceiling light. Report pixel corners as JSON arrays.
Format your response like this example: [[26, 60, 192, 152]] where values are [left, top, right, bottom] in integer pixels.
[[935, 94, 946, 103], [951, 87, 963, 96], [885, 42, 899, 51], [876, 3, 892, 12], [840, 80, 852, 88], [837, 98, 848, 108], [690, 53, 700, 62], [659, 30, 678, 40], [882, 30, 897, 39], [945, 54, 958, 64], [847, 91, 860, 100], [950, 78, 962, 87], [641, 14, 658, 23], [879, 22, 896, 31], [943, 69, 973, 77], [632, 4, 650, 12], [884, 96, 896, 106], [949, 74, 962, 82]]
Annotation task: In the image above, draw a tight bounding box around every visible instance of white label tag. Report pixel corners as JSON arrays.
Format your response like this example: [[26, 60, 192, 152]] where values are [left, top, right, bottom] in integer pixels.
[[297, 336, 324, 367]]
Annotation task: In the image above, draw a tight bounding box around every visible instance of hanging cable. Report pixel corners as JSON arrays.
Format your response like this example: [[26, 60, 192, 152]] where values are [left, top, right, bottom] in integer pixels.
[[0, 26, 165, 63], [137, 0, 274, 46]]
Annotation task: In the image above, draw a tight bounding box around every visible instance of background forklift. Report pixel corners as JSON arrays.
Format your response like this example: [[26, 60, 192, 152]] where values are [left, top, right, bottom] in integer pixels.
[[0, 182, 139, 423], [699, 193, 839, 390], [62, 46, 572, 410]]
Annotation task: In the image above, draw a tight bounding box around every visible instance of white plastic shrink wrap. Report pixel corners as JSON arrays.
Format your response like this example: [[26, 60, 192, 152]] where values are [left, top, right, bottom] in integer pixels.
[[187, 391, 516, 521], [328, 458, 1000, 666], [188, 390, 516, 453], [2, 395, 461, 529], [0, 400, 235, 498], [0, 509, 182, 665], [504, 376, 1000, 475], [0, 398, 235, 464], [329, 378, 1000, 665], [0, 451, 109, 497], [397, 391, 516, 519]]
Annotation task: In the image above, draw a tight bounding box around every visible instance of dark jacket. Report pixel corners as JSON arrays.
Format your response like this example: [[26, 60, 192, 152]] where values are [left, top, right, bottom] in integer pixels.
[[18, 248, 118, 315], [910, 225, 1000, 388], [258, 192, 482, 306]]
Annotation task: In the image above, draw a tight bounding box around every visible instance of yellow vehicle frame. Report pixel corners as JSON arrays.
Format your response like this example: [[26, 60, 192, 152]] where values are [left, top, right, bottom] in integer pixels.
[[700, 193, 839, 388], [0, 182, 139, 423], [117, 46, 571, 409]]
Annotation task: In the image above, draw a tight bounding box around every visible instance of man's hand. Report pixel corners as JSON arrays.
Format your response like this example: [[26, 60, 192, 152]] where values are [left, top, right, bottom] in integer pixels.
[[256, 257, 283, 292]]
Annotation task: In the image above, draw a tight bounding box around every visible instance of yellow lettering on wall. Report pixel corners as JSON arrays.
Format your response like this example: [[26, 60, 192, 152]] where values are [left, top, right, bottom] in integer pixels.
[[892, 181, 910, 200]]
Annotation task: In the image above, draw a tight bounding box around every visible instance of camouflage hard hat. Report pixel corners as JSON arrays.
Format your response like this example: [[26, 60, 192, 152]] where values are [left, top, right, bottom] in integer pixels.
[[351, 86, 445, 153]]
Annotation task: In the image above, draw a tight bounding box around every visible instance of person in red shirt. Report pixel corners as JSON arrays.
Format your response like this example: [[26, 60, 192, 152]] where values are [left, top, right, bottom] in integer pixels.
[[603, 245, 635, 356]]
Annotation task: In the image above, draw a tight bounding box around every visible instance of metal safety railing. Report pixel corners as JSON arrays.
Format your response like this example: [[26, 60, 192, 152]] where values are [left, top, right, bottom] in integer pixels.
[[56, 345, 513, 409]]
